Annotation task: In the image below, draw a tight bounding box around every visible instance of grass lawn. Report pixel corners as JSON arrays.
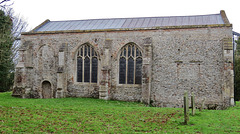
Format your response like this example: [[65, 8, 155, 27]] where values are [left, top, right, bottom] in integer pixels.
[[0, 92, 240, 133]]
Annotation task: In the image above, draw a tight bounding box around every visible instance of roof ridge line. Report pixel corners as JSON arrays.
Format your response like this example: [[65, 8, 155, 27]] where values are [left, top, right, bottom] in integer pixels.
[[48, 13, 221, 23], [31, 11, 228, 32]]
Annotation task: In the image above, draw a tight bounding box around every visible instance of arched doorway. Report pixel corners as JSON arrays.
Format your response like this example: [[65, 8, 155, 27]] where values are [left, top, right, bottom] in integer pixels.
[[42, 81, 52, 98]]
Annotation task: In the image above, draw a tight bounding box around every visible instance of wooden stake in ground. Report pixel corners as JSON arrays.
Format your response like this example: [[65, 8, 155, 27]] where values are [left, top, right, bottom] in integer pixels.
[[184, 91, 189, 124], [191, 92, 195, 116], [200, 98, 206, 112]]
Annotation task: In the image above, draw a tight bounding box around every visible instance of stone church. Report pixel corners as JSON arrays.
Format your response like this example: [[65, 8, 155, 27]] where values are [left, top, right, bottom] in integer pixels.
[[13, 10, 234, 109]]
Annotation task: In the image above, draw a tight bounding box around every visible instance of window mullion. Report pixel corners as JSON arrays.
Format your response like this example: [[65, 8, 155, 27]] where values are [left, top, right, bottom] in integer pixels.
[[82, 46, 85, 82], [125, 58, 128, 84], [133, 58, 136, 84], [90, 49, 92, 83], [134, 47, 137, 84], [125, 46, 128, 84]]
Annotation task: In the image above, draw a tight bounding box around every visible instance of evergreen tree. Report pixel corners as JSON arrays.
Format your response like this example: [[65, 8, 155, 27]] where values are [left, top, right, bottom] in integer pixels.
[[234, 37, 240, 101], [0, 9, 14, 92]]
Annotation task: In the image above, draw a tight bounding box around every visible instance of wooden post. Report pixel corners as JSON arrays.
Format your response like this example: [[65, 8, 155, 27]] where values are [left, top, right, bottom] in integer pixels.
[[200, 98, 206, 112], [191, 92, 195, 116], [184, 91, 189, 124]]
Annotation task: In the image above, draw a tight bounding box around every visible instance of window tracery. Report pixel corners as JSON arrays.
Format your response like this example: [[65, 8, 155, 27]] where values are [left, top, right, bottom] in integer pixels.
[[77, 44, 98, 83], [119, 43, 142, 84]]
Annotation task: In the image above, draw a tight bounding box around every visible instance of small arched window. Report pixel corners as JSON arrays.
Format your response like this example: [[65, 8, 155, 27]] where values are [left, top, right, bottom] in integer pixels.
[[77, 43, 98, 83], [119, 43, 142, 84]]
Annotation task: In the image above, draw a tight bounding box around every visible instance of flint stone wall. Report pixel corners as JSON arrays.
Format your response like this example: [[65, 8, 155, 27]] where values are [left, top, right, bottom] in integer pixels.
[[13, 26, 233, 109], [151, 27, 233, 109]]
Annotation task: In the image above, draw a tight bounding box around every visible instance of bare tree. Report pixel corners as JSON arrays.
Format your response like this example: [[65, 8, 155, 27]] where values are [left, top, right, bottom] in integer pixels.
[[7, 8, 28, 64], [1, 7, 28, 64], [0, 0, 13, 8]]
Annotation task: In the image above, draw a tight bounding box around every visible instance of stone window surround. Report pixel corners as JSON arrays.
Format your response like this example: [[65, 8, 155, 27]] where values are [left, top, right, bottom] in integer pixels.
[[75, 43, 99, 84], [117, 42, 143, 86], [73, 42, 144, 87]]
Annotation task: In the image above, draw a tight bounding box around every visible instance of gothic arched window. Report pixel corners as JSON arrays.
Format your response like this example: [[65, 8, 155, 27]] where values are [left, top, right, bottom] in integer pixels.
[[119, 43, 142, 84], [77, 44, 98, 83]]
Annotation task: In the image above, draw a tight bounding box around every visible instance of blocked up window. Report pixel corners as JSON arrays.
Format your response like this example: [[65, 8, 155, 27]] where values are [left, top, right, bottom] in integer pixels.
[[119, 43, 142, 84], [77, 44, 98, 83]]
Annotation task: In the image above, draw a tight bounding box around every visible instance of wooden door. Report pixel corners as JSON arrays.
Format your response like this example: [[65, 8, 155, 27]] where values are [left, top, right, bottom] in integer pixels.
[[42, 81, 52, 98]]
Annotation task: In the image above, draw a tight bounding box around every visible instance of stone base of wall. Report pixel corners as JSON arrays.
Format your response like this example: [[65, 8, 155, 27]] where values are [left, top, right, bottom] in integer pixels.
[[151, 99, 232, 110], [12, 87, 40, 99], [13, 86, 233, 110], [66, 85, 99, 98], [12, 87, 23, 98]]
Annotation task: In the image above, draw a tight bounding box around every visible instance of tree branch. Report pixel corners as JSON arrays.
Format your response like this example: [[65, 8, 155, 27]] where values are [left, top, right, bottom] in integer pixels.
[[0, 0, 10, 5], [0, 0, 13, 8]]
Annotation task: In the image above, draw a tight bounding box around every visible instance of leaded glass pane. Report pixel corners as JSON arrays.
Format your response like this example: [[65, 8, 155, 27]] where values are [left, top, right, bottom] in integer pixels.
[[119, 57, 126, 84], [92, 48, 94, 56], [128, 45, 131, 57], [84, 57, 90, 82], [124, 48, 126, 56], [136, 48, 139, 57], [132, 46, 135, 57], [88, 45, 90, 56], [127, 57, 134, 84], [77, 58, 83, 82], [91, 57, 98, 83], [135, 58, 142, 84], [120, 51, 123, 56], [84, 46, 87, 56], [80, 47, 83, 56]]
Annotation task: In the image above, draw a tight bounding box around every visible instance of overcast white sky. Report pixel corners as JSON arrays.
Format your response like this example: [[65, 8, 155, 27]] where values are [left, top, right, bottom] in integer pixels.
[[11, 0, 240, 32]]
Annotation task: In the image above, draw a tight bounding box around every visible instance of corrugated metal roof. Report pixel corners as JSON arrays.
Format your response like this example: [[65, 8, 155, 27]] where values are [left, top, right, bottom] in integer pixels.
[[34, 13, 225, 32]]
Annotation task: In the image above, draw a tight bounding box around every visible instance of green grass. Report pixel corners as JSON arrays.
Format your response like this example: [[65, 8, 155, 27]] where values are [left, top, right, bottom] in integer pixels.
[[0, 92, 240, 133]]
